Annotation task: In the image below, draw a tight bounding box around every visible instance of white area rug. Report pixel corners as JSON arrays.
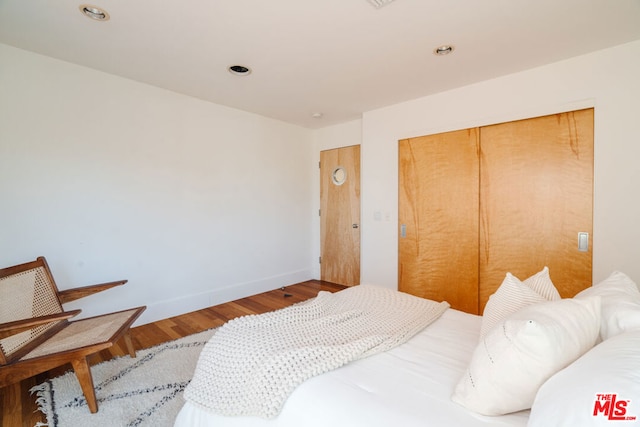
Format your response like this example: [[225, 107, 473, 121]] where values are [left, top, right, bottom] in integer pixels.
[[31, 329, 216, 427]]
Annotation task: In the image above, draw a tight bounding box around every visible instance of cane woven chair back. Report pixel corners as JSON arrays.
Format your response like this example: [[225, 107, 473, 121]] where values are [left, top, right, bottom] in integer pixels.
[[0, 260, 66, 364], [0, 256, 145, 414]]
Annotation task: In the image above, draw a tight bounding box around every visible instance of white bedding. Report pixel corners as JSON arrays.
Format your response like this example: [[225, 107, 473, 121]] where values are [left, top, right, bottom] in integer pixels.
[[183, 286, 448, 418], [174, 308, 529, 427]]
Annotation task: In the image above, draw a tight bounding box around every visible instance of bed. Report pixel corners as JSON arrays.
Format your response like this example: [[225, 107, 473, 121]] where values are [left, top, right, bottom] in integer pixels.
[[174, 268, 640, 427]]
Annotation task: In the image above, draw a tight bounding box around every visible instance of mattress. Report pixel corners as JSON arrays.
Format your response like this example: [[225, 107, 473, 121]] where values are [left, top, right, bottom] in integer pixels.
[[174, 308, 529, 427]]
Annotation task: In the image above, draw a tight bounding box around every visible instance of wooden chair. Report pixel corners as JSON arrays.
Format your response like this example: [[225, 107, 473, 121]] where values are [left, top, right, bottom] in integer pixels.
[[0, 256, 146, 413]]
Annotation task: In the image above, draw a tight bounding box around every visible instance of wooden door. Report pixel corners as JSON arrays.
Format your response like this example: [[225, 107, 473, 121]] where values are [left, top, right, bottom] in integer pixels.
[[479, 108, 594, 311], [398, 129, 480, 314], [320, 145, 361, 286]]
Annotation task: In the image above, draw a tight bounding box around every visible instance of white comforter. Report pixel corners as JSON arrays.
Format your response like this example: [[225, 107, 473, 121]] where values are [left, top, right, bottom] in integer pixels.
[[175, 307, 530, 427], [183, 285, 449, 418]]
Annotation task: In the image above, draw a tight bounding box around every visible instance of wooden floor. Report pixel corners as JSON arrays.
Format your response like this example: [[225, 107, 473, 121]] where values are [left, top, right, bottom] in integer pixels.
[[0, 280, 346, 427]]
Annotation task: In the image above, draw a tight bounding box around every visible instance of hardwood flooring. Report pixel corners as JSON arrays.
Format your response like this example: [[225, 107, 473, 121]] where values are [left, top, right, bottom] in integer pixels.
[[0, 280, 346, 427]]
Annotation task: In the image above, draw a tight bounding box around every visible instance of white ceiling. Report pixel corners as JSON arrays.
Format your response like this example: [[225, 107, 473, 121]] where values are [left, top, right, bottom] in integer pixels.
[[1, 0, 640, 129]]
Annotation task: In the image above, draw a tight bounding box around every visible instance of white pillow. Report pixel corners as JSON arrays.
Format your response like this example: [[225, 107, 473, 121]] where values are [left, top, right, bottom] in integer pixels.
[[452, 296, 601, 416], [529, 329, 640, 426], [522, 266, 562, 301], [575, 271, 640, 340], [480, 267, 560, 339]]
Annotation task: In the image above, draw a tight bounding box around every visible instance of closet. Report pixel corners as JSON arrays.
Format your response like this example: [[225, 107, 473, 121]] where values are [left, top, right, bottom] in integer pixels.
[[398, 108, 594, 314]]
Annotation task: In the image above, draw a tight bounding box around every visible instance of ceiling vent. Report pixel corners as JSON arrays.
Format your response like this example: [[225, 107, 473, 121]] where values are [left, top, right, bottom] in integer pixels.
[[366, 0, 396, 9]]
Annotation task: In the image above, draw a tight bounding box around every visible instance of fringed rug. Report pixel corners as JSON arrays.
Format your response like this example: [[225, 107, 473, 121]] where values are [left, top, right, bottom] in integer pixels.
[[31, 328, 216, 427]]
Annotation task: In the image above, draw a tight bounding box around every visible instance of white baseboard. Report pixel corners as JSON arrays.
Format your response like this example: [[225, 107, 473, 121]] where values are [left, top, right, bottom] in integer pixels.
[[134, 269, 313, 325]]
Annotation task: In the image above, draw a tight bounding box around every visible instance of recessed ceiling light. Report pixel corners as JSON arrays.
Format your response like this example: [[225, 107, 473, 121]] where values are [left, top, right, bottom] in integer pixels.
[[311, 112, 323, 119], [433, 45, 455, 56], [79, 4, 110, 21], [228, 65, 252, 76]]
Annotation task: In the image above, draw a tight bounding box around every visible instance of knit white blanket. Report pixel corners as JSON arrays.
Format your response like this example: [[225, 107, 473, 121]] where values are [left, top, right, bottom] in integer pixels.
[[183, 285, 450, 419]]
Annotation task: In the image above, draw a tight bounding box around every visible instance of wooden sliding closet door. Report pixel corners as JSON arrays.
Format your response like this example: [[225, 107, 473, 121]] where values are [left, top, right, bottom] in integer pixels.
[[479, 108, 594, 310], [399, 129, 480, 314]]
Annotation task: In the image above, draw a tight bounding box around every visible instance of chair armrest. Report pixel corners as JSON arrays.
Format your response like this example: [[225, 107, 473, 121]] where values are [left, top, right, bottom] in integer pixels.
[[58, 280, 128, 304], [0, 309, 82, 339]]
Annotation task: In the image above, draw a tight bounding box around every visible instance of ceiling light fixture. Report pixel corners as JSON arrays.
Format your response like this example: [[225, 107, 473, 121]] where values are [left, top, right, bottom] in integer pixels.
[[228, 65, 252, 76], [79, 4, 110, 21], [311, 112, 323, 119], [433, 45, 455, 56]]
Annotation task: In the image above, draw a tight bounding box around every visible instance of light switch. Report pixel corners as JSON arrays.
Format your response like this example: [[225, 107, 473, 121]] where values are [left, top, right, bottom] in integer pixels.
[[578, 232, 589, 252]]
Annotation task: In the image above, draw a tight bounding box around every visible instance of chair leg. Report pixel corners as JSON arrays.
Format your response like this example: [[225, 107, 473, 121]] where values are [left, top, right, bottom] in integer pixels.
[[71, 357, 98, 413], [123, 331, 136, 358]]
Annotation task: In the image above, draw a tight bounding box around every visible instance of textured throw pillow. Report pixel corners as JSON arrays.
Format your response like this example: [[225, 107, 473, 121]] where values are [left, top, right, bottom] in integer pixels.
[[575, 271, 640, 340], [480, 267, 560, 339], [452, 296, 601, 416], [529, 329, 640, 427]]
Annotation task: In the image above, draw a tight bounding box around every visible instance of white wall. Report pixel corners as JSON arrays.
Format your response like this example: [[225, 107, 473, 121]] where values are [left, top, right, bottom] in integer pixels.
[[0, 44, 315, 325], [3, 39, 639, 326], [359, 40, 640, 289]]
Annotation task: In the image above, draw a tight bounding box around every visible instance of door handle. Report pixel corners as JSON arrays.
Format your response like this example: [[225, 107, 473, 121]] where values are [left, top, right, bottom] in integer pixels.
[[352, 224, 359, 229]]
